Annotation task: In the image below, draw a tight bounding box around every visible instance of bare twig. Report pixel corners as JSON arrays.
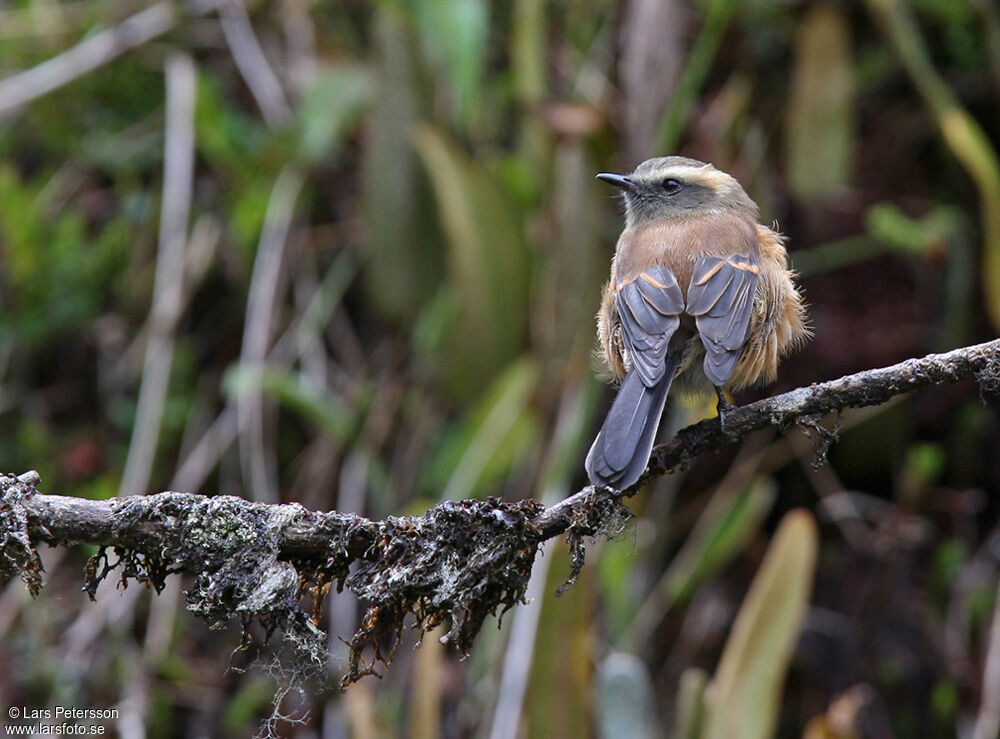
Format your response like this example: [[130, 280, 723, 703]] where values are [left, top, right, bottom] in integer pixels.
[[217, 0, 293, 127], [120, 52, 196, 498], [172, 249, 358, 497], [974, 580, 1000, 739], [533, 337, 1000, 539], [0, 3, 178, 119], [237, 165, 305, 503], [1, 339, 997, 687], [489, 380, 595, 739], [280, 0, 319, 96], [488, 539, 554, 739], [620, 0, 686, 163]]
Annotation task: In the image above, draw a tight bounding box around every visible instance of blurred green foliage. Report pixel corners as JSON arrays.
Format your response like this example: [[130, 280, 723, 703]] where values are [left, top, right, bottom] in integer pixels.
[[698, 510, 818, 739]]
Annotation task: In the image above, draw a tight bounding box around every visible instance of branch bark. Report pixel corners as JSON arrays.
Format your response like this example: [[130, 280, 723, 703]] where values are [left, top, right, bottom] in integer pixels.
[[1, 339, 997, 686], [534, 337, 1000, 539]]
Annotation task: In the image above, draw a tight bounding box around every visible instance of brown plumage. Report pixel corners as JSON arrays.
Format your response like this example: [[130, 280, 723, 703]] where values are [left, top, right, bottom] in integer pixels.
[[586, 157, 808, 490]]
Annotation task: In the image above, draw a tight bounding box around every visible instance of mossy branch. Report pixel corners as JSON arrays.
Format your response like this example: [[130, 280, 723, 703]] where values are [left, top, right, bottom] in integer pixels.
[[1, 339, 997, 686]]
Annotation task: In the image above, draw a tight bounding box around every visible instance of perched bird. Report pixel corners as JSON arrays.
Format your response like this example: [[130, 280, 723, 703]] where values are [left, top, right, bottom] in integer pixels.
[[586, 156, 809, 490]]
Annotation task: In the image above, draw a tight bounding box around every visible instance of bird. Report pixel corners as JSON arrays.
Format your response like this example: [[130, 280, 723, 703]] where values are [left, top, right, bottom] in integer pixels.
[[585, 156, 809, 491]]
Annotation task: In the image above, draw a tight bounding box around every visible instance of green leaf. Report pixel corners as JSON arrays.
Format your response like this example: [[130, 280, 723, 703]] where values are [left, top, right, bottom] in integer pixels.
[[360, 8, 445, 324], [195, 75, 272, 177], [931, 680, 959, 720], [296, 64, 372, 163], [426, 357, 540, 500], [230, 179, 273, 254], [413, 126, 531, 398], [0, 165, 130, 346], [785, 4, 855, 201], [414, 0, 488, 130], [866, 0, 1000, 332], [661, 480, 777, 606], [899, 441, 946, 504], [674, 669, 708, 739], [624, 478, 776, 649], [223, 365, 365, 443], [865, 202, 959, 253], [701, 510, 819, 739]]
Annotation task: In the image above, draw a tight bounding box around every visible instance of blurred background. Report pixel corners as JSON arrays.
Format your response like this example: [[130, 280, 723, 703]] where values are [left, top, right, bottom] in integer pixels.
[[0, 0, 999, 736]]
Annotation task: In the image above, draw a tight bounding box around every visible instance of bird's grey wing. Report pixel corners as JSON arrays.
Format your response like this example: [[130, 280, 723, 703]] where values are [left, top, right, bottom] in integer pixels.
[[617, 266, 685, 387], [594, 266, 684, 474], [686, 254, 759, 386]]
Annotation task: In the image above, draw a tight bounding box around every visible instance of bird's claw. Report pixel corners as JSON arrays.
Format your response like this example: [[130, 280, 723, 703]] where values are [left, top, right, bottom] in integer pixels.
[[715, 387, 737, 437]]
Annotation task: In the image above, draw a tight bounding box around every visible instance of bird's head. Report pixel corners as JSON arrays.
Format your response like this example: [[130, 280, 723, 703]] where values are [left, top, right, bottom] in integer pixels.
[[597, 156, 758, 227]]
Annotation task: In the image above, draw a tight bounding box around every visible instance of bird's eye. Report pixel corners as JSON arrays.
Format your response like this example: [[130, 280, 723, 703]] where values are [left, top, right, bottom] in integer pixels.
[[663, 178, 682, 194]]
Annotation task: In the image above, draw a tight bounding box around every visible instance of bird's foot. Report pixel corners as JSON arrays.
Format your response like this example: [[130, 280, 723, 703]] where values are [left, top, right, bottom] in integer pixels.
[[715, 387, 737, 438]]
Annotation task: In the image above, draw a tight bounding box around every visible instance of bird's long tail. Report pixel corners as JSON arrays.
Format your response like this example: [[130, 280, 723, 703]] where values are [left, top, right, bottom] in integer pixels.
[[585, 354, 680, 490]]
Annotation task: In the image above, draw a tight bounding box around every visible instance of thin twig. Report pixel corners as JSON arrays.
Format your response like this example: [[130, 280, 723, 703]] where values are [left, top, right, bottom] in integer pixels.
[[488, 538, 554, 739], [4, 338, 997, 558], [281, 0, 319, 96], [488, 382, 591, 739], [0, 3, 178, 119], [533, 337, 1000, 539], [217, 0, 293, 127], [974, 580, 1000, 739], [237, 166, 305, 503], [172, 250, 358, 496], [119, 53, 197, 497]]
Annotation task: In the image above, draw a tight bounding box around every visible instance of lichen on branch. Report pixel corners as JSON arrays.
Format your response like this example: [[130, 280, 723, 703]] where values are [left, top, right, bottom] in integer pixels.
[[0, 338, 997, 687], [0, 474, 547, 688]]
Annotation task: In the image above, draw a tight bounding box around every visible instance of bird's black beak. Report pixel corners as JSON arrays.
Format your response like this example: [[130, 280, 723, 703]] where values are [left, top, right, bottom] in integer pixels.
[[596, 173, 634, 190]]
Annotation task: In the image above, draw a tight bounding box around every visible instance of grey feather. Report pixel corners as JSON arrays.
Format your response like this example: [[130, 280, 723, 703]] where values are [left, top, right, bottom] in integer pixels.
[[586, 355, 677, 489], [687, 255, 758, 386], [586, 267, 685, 490], [635, 266, 685, 314], [702, 344, 740, 386], [618, 276, 683, 387]]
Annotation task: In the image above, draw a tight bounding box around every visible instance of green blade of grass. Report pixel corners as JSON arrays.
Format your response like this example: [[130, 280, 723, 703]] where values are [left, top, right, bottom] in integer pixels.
[[702, 509, 819, 739]]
